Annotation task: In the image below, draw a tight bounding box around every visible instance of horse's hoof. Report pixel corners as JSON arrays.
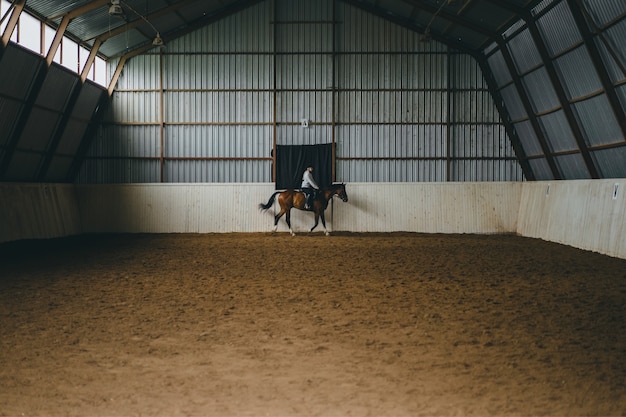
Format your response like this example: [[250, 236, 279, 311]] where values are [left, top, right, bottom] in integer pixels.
[[325, 231, 330, 236], [290, 231, 296, 236]]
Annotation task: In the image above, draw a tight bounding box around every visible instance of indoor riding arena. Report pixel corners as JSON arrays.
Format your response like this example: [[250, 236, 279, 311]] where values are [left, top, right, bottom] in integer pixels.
[[1, 0, 626, 416]]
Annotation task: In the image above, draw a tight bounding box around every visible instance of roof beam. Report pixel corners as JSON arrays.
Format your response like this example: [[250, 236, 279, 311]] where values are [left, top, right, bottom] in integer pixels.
[[1, 0, 25, 47], [498, 41, 561, 179], [525, 14, 599, 178], [477, 56, 534, 180]]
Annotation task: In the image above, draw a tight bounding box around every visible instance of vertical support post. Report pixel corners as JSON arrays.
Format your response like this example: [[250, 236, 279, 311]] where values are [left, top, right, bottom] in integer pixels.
[[272, 0, 278, 184], [159, 48, 165, 182], [446, 47, 452, 181], [331, 0, 337, 183]]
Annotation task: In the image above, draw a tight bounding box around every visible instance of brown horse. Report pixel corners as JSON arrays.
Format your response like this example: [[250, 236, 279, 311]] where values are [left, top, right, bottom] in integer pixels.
[[259, 183, 348, 236]]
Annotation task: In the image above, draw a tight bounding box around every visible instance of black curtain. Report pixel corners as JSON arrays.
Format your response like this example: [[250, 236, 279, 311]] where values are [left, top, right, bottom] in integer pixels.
[[276, 144, 332, 190]]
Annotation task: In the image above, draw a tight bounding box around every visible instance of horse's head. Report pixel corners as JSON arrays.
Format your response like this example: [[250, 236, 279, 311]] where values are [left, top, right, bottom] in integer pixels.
[[333, 183, 348, 202]]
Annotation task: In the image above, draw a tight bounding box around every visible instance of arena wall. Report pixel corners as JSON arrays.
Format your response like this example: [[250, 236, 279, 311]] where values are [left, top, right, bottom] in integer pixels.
[[0, 183, 81, 242], [517, 180, 626, 259], [1, 181, 625, 259]]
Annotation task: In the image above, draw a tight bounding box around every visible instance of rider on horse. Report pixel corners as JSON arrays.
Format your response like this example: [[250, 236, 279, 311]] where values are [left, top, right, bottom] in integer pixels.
[[301, 166, 319, 210]]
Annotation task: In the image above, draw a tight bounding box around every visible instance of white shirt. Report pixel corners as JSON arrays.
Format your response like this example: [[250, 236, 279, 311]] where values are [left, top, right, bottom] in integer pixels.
[[301, 170, 319, 189]]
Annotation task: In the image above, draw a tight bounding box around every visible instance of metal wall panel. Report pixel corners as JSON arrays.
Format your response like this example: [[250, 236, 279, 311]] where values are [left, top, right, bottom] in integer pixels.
[[166, 125, 272, 158], [164, 54, 274, 90], [115, 54, 160, 91], [523, 67, 561, 113], [0, 98, 22, 149], [164, 160, 271, 183], [486, 50, 513, 88], [499, 84, 528, 121], [591, 146, 626, 178], [507, 28, 542, 74], [514, 120, 544, 156], [554, 46, 601, 99], [599, 21, 626, 83], [573, 94, 623, 146], [88, 0, 523, 184], [538, 110, 578, 152], [111, 91, 160, 123], [0, 44, 41, 99], [554, 153, 591, 179], [536, 1, 581, 57], [582, 0, 626, 27], [596, 33, 626, 84], [88, 125, 160, 158], [528, 158, 554, 180]]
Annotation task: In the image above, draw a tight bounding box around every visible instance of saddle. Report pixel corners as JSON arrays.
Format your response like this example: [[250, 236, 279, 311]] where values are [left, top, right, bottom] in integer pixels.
[[300, 188, 317, 209]]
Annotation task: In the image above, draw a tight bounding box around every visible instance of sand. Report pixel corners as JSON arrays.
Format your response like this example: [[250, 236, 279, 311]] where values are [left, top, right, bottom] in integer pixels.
[[1, 232, 625, 416]]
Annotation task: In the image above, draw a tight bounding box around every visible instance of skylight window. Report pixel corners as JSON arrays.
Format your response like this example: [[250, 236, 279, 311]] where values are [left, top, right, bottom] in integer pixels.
[[0, 0, 109, 87]]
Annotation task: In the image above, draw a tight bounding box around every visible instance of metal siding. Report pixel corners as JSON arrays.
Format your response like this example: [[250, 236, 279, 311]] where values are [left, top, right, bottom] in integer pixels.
[[554, 46, 602, 100], [514, 120, 544, 156], [538, 110, 579, 152], [499, 84, 528, 121], [88, 0, 523, 184], [582, 0, 626, 27], [528, 158, 554, 180], [46, 156, 74, 182], [112, 91, 160, 123], [522, 67, 561, 113], [554, 153, 591, 179], [486, 50, 513, 88], [591, 146, 626, 178], [599, 21, 626, 83], [37, 65, 76, 108], [573, 94, 623, 146], [536, 1, 581, 57], [0, 45, 41, 98], [596, 33, 626, 84], [0, 98, 22, 149], [3, 151, 42, 181], [507, 28, 543, 74], [17, 107, 58, 152]]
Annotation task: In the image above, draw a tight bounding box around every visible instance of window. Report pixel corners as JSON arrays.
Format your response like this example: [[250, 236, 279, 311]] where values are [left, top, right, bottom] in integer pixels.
[[1, 0, 109, 87]]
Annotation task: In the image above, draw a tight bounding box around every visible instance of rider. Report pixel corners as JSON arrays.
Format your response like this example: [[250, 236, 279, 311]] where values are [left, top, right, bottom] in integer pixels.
[[301, 166, 320, 210]]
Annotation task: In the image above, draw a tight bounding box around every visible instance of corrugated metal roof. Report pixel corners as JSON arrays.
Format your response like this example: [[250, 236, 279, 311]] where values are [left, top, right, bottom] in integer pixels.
[[12, 0, 548, 60]]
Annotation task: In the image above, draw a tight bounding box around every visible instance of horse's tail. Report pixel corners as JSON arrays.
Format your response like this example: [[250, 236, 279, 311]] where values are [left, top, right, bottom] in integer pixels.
[[258, 191, 281, 211]]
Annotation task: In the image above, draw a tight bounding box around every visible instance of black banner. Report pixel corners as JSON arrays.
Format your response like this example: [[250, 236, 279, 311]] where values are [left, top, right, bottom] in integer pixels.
[[275, 144, 332, 190]]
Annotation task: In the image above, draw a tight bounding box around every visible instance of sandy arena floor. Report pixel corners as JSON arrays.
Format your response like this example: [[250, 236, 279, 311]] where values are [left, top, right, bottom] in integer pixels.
[[0, 232, 625, 416]]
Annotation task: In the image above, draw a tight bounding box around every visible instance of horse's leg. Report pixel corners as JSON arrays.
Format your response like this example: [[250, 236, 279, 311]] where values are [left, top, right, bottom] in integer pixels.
[[320, 211, 330, 236], [285, 209, 295, 236], [309, 211, 320, 233], [273, 209, 285, 232]]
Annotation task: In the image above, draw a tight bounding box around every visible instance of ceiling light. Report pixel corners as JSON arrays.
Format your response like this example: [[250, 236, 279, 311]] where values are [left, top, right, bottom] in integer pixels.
[[108, 0, 124, 17], [152, 33, 164, 46]]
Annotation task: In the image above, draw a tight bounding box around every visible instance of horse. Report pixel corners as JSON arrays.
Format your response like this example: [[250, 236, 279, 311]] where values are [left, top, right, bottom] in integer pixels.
[[259, 183, 348, 236]]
